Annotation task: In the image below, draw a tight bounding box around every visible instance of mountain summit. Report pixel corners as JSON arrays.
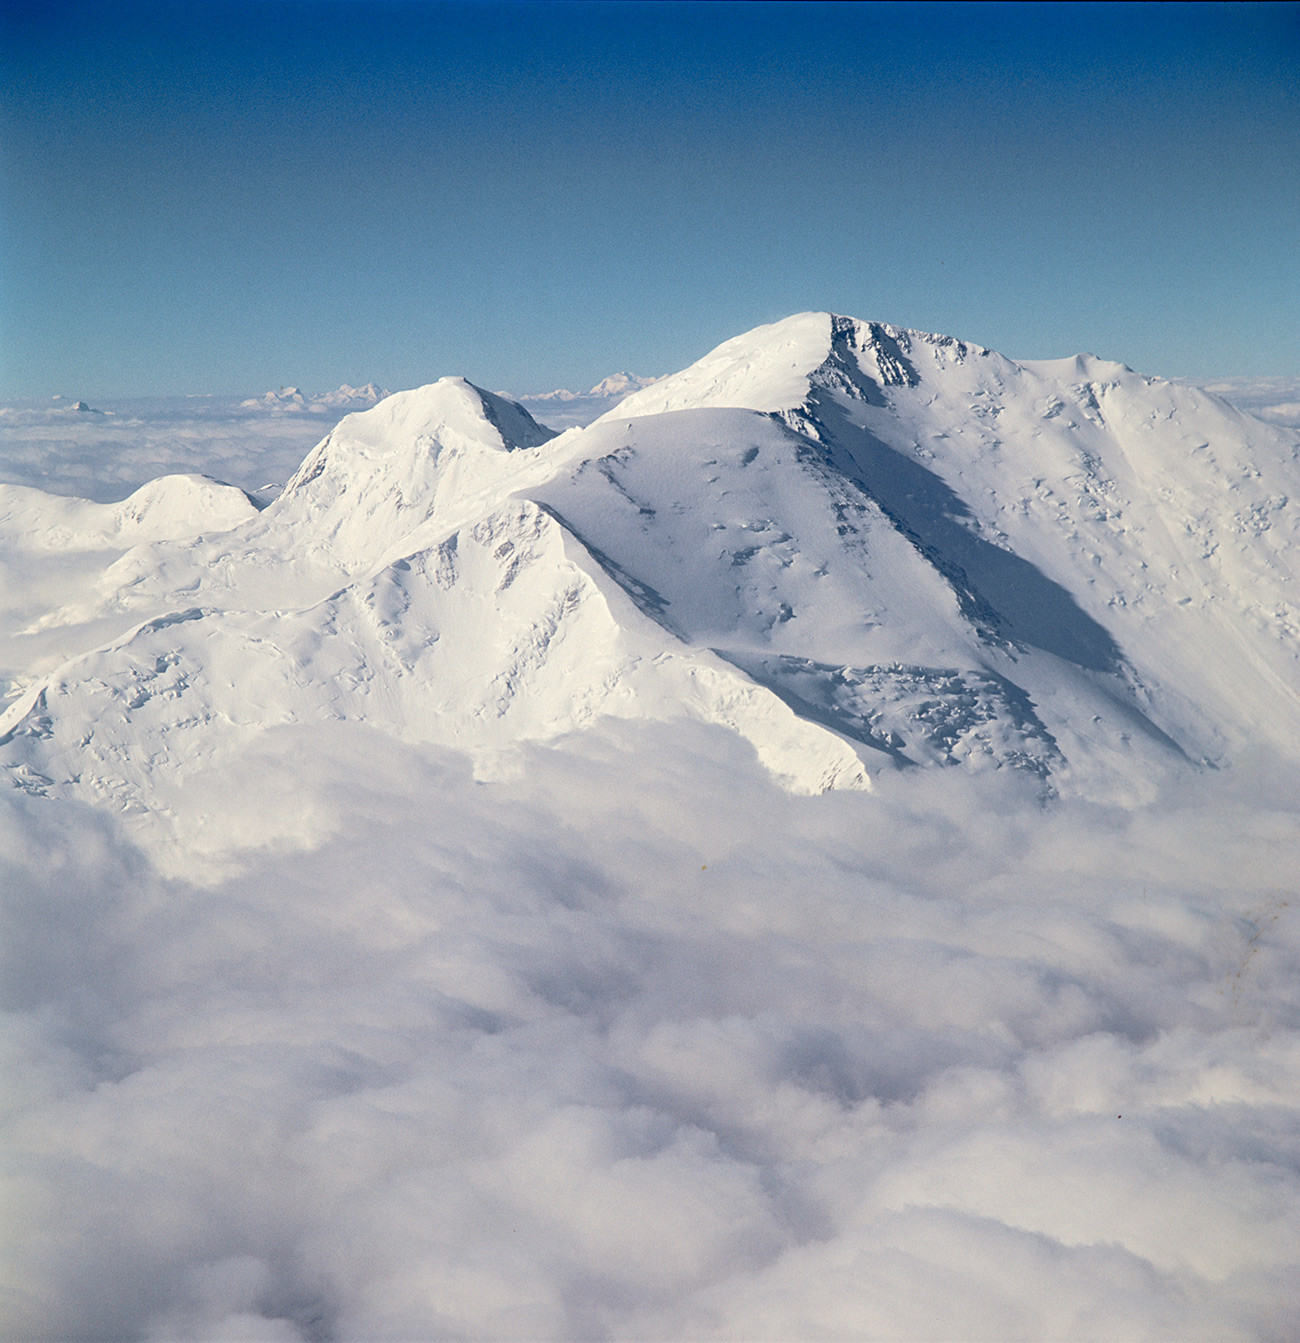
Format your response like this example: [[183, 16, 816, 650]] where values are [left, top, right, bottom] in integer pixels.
[[2, 313, 1298, 869]]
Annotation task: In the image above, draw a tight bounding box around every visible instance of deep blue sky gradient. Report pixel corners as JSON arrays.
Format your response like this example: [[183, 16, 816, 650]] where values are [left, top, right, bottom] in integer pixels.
[[2, 0, 1297, 395]]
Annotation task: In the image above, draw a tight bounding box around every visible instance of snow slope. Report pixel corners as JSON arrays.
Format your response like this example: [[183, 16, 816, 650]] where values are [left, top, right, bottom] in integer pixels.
[[3, 315, 1299, 870], [609, 313, 1300, 769], [0, 474, 260, 699]]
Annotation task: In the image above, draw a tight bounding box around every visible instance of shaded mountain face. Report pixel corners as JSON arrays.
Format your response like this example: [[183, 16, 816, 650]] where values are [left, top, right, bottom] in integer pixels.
[[589, 313, 1300, 771], [2, 316, 1298, 870]]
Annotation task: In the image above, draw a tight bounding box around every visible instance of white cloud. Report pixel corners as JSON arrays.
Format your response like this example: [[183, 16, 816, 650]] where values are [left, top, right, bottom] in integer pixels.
[[1185, 376, 1300, 431], [0, 397, 354, 503], [3, 718, 1298, 1340]]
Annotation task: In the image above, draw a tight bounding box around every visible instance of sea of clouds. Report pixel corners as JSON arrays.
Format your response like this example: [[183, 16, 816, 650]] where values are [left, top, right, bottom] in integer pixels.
[[1188, 378, 1300, 434], [2, 386, 1299, 1340], [4, 714, 1299, 1340], [0, 396, 350, 505]]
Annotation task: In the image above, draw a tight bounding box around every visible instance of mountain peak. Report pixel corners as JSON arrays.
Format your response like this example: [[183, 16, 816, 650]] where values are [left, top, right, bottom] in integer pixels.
[[369, 377, 557, 455], [1020, 352, 1136, 382], [601, 312, 840, 421], [587, 372, 661, 398], [594, 311, 972, 424], [241, 386, 308, 411], [269, 378, 559, 572], [308, 382, 390, 410], [241, 383, 391, 413]]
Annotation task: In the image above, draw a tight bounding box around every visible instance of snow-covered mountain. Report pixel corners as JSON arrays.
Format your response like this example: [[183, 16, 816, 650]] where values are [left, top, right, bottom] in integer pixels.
[[240, 382, 389, 413], [514, 372, 663, 429], [2, 312, 1298, 871], [6, 314, 1300, 1341], [522, 371, 661, 403], [307, 380, 389, 411]]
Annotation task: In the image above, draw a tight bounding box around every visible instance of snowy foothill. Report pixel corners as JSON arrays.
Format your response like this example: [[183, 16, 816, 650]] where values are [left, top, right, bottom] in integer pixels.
[[2, 314, 1300, 1340]]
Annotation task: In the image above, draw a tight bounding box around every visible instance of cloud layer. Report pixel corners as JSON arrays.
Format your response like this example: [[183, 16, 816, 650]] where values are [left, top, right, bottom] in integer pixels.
[[4, 717, 1298, 1340], [0, 399, 346, 504]]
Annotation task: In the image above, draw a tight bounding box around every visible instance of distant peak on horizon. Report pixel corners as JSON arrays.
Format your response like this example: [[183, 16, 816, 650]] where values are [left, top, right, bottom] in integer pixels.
[[517, 372, 662, 403], [588, 372, 662, 398], [43, 397, 109, 415], [240, 382, 390, 414]]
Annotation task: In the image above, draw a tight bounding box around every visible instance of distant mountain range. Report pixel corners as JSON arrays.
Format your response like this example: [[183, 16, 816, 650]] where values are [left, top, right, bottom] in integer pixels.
[[510, 372, 664, 430], [239, 382, 391, 413]]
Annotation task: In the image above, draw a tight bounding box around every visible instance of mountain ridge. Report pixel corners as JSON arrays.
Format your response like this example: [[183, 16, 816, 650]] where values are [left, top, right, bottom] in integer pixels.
[[2, 312, 1297, 871]]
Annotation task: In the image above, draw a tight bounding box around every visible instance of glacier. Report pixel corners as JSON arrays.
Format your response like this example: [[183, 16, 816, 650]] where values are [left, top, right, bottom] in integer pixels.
[[2, 313, 1299, 1340]]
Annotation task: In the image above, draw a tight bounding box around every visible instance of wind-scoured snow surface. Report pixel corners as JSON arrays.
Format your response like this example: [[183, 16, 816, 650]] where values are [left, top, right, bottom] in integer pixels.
[[3, 317, 1300, 1342]]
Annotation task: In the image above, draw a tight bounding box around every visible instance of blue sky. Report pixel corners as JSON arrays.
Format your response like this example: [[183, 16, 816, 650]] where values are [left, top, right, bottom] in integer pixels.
[[1, 0, 1297, 396]]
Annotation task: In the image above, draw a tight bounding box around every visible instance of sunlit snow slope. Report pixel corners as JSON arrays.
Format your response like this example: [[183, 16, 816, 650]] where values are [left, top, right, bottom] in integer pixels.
[[2, 316, 1298, 870]]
